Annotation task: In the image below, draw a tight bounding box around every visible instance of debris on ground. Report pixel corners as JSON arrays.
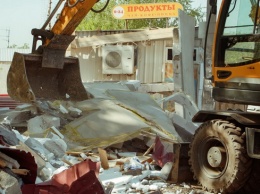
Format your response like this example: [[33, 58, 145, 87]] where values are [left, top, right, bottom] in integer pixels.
[[0, 82, 210, 194]]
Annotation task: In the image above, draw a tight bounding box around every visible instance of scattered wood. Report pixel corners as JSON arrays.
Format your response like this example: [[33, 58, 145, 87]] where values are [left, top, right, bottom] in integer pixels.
[[98, 148, 109, 170], [11, 169, 29, 176], [0, 158, 7, 168], [143, 142, 155, 156]]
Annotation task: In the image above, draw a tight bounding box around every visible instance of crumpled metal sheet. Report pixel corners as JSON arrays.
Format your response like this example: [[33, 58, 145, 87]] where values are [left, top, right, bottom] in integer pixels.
[[22, 159, 104, 194], [62, 99, 151, 151], [106, 90, 182, 141], [60, 88, 182, 151], [152, 136, 174, 168]]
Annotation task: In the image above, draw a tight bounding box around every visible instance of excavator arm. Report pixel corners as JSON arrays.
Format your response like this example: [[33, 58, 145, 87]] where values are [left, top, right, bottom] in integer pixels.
[[7, 0, 106, 103], [51, 0, 97, 35]]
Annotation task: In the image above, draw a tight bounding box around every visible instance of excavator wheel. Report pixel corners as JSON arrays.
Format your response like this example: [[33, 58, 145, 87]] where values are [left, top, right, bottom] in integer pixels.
[[189, 120, 252, 193]]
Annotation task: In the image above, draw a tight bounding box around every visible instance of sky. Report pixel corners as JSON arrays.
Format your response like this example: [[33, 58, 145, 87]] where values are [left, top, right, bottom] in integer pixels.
[[0, 0, 206, 49]]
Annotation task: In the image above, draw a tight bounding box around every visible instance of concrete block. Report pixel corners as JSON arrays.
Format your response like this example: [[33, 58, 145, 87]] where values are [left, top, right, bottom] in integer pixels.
[[99, 167, 133, 186], [25, 137, 50, 161], [49, 126, 64, 139], [0, 152, 20, 169], [0, 110, 31, 125], [15, 103, 37, 115], [0, 124, 19, 146], [38, 161, 57, 181], [28, 115, 60, 135], [124, 80, 141, 91], [0, 170, 22, 194], [16, 141, 46, 170], [36, 138, 67, 158], [59, 104, 69, 114], [68, 106, 82, 117]]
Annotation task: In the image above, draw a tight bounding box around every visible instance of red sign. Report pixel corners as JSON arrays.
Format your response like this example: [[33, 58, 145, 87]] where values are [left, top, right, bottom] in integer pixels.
[[112, 3, 183, 19]]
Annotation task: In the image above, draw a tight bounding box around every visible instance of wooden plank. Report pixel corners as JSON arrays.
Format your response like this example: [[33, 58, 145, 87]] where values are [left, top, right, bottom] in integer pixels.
[[143, 143, 155, 156], [169, 143, 180, 183], [0, 158, 7, 168], [11, 169, 30, 175], [169, 143, 194, 183], [98, 148, 109, 170], [72, 28, 174, 48]]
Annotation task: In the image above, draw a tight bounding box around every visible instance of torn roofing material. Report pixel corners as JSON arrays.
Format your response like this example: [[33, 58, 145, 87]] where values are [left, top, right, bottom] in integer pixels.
[[0, 147, 37, 184], [21, 159, 104, 194]]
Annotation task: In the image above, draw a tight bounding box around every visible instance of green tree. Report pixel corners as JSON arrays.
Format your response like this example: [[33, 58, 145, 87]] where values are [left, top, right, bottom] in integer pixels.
[[8, 44, 17, 48], [77, 1, 125, 30], [77, 0, 204, 30], [18, 43, 30, 49]]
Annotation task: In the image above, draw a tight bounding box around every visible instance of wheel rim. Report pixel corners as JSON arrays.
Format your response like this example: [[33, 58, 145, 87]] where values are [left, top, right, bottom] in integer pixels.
[[198, 137, 228, 178]]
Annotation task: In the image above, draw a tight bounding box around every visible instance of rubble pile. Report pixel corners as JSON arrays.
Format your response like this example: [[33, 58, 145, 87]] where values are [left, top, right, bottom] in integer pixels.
[[0, 83, 205, 194]]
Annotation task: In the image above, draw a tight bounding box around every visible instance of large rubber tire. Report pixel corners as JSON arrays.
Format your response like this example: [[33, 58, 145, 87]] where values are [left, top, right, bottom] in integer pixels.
[[189, 120, 252, 193]]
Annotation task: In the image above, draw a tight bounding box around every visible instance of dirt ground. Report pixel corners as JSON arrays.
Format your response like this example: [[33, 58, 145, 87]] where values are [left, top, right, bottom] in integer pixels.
[[160, 183, 213, 194], [160, 184, 211, 194]]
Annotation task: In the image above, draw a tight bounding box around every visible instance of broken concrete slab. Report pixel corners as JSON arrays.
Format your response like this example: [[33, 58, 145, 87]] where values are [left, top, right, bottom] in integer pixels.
[[99, 166, 133, 187], [0, 123, 19, 146], [0, 170, 22, 194], [0, 110, 32, 126], [67, 106, 82, 118], [38, 138, 67, 158], [27, 115, 60, 136], [24, 137, 51, 161]]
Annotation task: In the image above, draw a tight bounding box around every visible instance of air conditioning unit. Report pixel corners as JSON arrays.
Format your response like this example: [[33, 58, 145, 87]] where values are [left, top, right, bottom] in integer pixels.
[[102, 45, 134, 74]]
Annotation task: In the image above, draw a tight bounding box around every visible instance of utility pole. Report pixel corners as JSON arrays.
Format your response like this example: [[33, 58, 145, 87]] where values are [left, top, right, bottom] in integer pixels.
[[48, 0, 52, 29], [0, 29, 10, 48]]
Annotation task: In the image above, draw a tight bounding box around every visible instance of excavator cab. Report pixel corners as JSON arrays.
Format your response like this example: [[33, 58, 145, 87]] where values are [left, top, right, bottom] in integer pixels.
[[211, 0, 260, 105], [189, 0, 260, 193], [7, 0, 100, 103]]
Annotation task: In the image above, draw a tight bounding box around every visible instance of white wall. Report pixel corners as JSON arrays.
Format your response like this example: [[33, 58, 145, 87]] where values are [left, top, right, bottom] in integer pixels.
[[72, 39, 172, 84], [0, 63, 10, 94]]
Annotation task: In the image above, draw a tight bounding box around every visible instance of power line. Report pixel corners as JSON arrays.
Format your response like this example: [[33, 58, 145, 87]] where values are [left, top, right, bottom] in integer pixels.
[[0, 29, 10, 48]]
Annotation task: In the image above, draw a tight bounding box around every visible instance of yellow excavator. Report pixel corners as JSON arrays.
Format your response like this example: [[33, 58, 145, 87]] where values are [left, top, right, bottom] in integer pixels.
[[189, 0, 260, 193], [8, 0, 260, 193], [7, 0, 109, 103]]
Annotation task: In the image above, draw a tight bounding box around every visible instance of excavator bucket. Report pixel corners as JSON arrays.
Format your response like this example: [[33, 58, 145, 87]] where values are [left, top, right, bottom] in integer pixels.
[[7, 52, 92, 103], [7, 34, 92, 103]]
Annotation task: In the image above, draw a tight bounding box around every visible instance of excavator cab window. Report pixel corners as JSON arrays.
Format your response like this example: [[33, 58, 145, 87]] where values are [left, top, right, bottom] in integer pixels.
[[215, 0, 260, 67]]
